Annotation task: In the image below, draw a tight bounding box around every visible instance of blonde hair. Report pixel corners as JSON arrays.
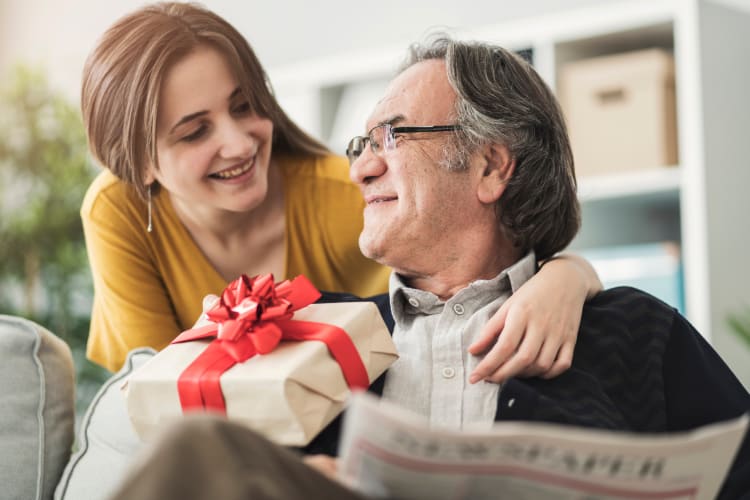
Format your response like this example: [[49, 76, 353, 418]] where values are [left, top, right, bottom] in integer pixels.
[[81, 1, 328, 199]]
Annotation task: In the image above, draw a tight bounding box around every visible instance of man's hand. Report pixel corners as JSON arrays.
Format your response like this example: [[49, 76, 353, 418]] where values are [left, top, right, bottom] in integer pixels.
[[303, 454, 339, 481], [468, 254, 602, 384]]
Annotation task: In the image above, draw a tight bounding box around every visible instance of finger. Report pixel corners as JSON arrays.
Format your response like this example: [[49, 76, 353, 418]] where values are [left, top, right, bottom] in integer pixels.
[[481, 330, 545, 384], [468, 303, 509, 355], [540, 341, 575, 379], [470, 339, 517, 384], [469, 309, 523, 383], [516, 338, 560, 378]]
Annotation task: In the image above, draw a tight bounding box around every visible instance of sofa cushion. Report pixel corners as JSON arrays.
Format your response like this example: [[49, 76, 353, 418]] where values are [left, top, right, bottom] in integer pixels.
[[0, 315, 76, 500], [55, 348, 154, 500]]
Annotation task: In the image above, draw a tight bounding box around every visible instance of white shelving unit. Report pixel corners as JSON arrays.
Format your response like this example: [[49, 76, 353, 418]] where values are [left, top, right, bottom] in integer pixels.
[[269, 0, 750, 386]]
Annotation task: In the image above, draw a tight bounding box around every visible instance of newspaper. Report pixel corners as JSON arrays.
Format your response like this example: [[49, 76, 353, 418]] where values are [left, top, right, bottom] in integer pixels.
[[338, 392, 748, 500]]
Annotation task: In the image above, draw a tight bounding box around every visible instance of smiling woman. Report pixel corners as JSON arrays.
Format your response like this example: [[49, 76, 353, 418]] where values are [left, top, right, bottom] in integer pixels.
[[78, 2, 601, 381], [79, 2, 390, 372]]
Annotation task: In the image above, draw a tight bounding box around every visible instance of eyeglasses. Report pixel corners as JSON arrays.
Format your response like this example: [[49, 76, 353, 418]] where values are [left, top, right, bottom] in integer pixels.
[[346, 123, 460, 165]]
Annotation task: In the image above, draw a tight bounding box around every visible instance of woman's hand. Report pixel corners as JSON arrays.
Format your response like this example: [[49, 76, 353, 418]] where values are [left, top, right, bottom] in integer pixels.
[[468, 254, 602, 384]]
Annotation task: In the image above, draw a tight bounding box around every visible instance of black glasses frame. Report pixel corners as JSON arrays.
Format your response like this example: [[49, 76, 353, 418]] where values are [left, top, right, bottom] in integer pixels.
[[346, 124, 460, 164]]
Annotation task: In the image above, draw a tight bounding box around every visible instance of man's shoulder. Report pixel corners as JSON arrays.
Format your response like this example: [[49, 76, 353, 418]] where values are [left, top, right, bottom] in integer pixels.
[[316, 291, 394, 333], [515, 287, 684, 430], [583, 286, 678, 327], [577, 286, 681, 360]]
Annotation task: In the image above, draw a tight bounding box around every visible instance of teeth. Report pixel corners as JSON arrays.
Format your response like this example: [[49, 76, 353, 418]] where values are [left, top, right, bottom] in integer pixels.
[[212, 159, 253, 179]]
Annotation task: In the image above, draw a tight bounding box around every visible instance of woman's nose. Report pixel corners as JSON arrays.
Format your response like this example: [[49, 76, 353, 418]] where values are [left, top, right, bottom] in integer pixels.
[[218, 119, 253, 159]]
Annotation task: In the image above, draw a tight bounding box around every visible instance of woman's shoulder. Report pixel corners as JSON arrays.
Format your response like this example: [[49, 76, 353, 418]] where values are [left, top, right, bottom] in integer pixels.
[[278, 153, 352, 187], [279, 154, 363, 214], [81, 170, 142, 225]]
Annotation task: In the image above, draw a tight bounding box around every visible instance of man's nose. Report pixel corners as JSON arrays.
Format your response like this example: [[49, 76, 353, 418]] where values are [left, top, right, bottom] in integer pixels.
[[218, 119, 253, 158], [349, 149, 387, 185]]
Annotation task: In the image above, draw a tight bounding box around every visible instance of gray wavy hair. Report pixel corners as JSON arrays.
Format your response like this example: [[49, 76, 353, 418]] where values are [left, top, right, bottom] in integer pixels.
[[400, 35, 580, 260]]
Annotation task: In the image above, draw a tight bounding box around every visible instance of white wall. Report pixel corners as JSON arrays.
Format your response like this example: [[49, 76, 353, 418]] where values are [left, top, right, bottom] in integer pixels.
[[0, 0, 611, 100], [3, 0, 748, 104], [5, 0, 748, 98]]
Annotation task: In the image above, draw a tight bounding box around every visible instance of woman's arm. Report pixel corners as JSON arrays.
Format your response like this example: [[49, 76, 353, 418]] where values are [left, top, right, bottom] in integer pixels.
[[468, 253, 603, 384]]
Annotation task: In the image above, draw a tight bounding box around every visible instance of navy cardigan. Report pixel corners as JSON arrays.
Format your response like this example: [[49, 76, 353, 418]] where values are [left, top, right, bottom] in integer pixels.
[[308, 287, 750, 499]]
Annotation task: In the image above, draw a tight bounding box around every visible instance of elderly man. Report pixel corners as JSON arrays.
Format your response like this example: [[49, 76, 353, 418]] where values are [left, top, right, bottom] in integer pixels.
[[111, 37, 750, 500]]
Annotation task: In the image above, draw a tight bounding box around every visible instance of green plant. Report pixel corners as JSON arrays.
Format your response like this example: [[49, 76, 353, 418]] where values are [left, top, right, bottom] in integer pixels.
[[0, 65, 109, 411], [728, 306, 750, 348]]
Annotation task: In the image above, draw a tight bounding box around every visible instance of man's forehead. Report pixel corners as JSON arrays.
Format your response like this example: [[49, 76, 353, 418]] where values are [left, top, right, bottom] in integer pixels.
[[365, 59, 454, 130]]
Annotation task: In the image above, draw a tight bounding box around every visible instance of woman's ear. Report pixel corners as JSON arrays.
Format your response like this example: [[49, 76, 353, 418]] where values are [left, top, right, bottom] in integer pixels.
[[144, 164, 156, 186], [477, 143, 515, 204]]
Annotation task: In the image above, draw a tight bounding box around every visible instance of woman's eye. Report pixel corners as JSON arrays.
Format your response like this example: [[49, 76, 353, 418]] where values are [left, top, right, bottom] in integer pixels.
[[181, 125, 207, 142], [232, 101, 252, 115]]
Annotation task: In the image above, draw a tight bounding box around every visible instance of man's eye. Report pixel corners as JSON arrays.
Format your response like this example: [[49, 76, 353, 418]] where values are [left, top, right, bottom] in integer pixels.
[[181, 125, 207, 142]]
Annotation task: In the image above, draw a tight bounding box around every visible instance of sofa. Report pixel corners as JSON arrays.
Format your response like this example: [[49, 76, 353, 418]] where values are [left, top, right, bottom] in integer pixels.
[[1, 315, 153, 500]]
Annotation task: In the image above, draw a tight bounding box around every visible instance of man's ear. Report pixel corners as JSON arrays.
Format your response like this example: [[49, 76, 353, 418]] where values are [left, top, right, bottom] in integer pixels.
[[477, 143, 515, 204]]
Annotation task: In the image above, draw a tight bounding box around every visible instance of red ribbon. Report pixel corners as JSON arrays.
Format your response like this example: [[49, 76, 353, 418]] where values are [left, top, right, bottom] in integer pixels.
[[171, 274, 370, 414]]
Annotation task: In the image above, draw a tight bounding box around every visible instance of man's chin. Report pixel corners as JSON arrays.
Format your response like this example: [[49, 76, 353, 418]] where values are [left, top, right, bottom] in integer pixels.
[[358, 234, 388, 264]]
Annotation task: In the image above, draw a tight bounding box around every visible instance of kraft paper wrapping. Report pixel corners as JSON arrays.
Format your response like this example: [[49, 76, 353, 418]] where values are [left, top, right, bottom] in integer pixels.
[[124, 301, 397, 446]]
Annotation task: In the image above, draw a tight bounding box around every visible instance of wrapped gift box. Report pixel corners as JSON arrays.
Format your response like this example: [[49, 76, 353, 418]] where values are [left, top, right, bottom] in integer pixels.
[[124, 300, 397, 446]]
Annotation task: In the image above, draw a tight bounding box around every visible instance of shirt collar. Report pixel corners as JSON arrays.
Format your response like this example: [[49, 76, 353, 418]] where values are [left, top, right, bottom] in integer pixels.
[[389, 251, 537, 320]]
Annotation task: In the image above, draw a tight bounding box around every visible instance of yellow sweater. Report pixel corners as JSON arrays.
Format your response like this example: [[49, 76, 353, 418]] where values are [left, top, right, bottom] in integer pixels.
[[81, 154, 390, 372]]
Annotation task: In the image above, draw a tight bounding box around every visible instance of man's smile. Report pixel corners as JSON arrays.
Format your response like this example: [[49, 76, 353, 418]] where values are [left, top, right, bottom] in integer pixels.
[[364, 194, 398, 205]]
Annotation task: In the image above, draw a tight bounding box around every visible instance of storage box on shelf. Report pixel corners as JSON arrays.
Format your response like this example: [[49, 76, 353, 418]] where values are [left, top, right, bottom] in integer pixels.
[[559, 48, 678, 177]]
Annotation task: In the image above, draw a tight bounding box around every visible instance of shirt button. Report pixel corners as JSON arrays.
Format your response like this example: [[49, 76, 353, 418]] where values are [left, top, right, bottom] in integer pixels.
[[441, 367, 456, 379], [408, 297, 420, 308], [452, 303, 465, 315]]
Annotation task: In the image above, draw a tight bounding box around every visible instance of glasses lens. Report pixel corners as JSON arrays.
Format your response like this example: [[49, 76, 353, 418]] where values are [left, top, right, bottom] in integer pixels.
[[368, 126, 382, 155], [346, 136, 366, 163], [369, 124, 395, 155], [348, 125, 396, 164], [382, 124, 395, 152]]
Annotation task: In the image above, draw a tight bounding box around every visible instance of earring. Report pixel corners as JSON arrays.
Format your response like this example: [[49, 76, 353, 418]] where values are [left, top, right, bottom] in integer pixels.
[[147, 184, 153, 233]]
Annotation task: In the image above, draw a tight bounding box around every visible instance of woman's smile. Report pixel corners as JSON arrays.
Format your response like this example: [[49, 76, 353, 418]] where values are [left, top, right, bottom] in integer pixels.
[[209, 156, 256, 181]]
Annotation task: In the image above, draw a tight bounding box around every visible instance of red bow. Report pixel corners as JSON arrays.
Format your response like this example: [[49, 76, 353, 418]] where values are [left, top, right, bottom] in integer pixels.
[[172, 274, 370, 414]]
